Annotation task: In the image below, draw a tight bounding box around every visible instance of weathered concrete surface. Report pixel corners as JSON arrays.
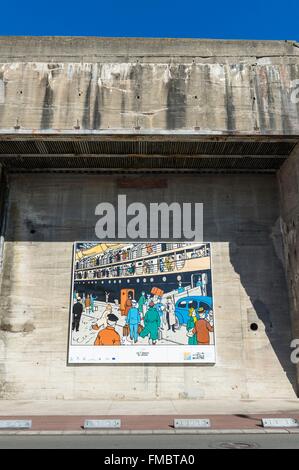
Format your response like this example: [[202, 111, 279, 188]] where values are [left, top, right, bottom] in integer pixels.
[[2, 398, 299, 416], [278, 144, 299, 391], [0, 37, 298, 408], [0, 173, 296, 401], [1, 37, 299, 59], [0, 37, 298, 135]]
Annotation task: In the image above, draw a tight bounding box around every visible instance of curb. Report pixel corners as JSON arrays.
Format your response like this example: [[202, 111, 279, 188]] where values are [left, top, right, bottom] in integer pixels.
[[0, 428, 299, 435]]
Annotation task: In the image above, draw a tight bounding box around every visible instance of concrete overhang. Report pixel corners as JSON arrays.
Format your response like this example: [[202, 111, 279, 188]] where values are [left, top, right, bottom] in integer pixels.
[[0, 37, 298, 171], [0, 36, 299, 60]]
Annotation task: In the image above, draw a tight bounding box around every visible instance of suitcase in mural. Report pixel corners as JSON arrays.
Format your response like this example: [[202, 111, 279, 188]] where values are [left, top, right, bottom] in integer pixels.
[[151, 287, 164, 297], [137, 324, 144, 335], [123, 325, 130, 337]]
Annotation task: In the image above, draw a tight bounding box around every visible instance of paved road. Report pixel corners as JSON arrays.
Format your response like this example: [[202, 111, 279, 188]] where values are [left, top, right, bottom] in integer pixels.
[[0, 434, 298, 449]]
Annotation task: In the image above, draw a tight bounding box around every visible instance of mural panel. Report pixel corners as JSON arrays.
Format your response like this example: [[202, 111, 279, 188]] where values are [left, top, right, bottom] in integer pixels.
[[69, 242, 215, 363]]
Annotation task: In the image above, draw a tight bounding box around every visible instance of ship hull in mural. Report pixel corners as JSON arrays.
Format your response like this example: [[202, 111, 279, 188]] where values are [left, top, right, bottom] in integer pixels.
[[69, 242, 216, 364]]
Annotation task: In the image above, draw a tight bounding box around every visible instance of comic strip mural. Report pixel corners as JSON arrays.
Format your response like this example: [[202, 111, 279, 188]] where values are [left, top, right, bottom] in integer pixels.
[[69, 242, 215, 363]]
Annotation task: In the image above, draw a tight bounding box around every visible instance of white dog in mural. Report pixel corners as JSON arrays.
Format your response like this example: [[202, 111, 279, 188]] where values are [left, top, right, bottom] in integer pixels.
[[121, 335, 132, 346]]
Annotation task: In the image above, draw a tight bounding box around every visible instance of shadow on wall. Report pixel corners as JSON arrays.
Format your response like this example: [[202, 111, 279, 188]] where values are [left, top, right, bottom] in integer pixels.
[[229, 234, 298, 397], [1, 173, 298, 397]]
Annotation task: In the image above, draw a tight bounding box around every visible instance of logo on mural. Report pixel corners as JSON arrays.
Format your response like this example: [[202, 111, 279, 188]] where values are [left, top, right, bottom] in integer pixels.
[[69, 241, 215, 363]]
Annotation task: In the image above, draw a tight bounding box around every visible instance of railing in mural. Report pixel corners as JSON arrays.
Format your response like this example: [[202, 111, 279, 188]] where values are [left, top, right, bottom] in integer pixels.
[[74, 243, 209, 281]]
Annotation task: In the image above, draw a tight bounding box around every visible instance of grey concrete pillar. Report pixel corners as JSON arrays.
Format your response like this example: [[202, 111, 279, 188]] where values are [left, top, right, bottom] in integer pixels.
[[278, 144, 299, 393]]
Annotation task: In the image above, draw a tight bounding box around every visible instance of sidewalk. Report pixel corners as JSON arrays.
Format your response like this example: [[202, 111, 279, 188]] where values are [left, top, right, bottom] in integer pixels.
[[0, 399, 298, 434], [1, 413, 299, 435], [1, 398, 299, 416]]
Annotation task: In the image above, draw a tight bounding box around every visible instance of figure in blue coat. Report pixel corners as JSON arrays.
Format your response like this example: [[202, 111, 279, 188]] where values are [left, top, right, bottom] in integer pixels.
[[126, 300, 141, 343]]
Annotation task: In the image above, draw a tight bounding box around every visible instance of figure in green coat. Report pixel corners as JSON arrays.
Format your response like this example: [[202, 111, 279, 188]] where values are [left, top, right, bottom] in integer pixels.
[[139, 301, 161, 344], [186, 308, 198, 345]]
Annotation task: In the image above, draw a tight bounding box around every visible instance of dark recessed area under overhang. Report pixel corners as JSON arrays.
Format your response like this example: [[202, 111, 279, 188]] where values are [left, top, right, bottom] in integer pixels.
[[0, 138, 297, 172]]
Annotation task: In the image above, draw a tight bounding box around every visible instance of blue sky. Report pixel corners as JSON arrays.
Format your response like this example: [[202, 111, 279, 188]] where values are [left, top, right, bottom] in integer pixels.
[[1, 0, 298, 40]]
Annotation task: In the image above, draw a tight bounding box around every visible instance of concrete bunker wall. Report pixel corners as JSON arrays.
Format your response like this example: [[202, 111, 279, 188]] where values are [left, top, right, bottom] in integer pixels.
[[0, 172, 296, 400], [278, 146, 299, 392], [0, 37, 299, 135]]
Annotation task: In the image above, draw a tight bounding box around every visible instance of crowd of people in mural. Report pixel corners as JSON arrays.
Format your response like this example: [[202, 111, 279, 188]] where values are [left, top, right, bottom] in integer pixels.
[[72, 283, 214, 347]]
